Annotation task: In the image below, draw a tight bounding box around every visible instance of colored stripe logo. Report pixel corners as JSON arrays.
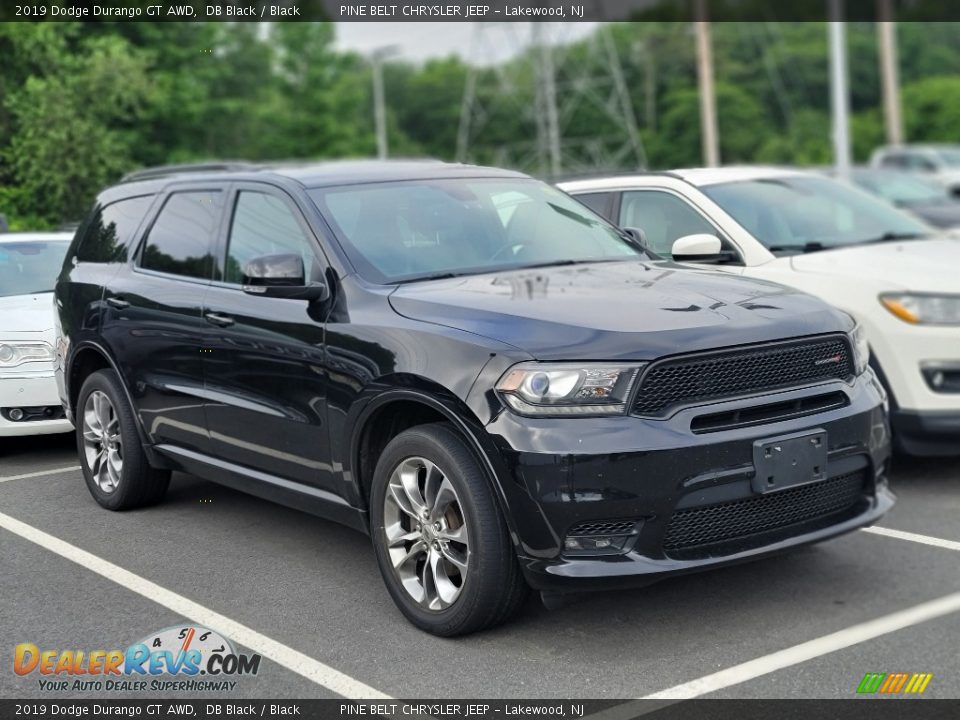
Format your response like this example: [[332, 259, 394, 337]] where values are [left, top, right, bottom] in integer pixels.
[[857, 672, 933, 694]]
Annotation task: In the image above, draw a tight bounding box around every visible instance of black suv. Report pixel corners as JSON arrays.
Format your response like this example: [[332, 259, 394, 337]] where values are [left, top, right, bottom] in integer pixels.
[[55, 161, 893, 635]]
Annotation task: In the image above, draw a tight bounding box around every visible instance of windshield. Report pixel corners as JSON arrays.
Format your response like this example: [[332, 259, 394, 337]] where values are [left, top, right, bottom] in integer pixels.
[[702, 176, 932, 253], [0, 240, 71, 298], [853, 172, 948, 204], [309, 178, 644, 283], [934, 148, 960, 168]]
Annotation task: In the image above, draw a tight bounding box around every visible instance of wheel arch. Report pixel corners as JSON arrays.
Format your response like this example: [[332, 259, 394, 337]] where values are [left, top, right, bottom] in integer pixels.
[[349, 384, 520, 544], [67, 341, 156, 456]]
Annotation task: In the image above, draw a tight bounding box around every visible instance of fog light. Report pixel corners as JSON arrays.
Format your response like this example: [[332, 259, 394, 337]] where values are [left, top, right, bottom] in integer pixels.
[[9, 408, 24, 421], [564, 519, 641, 556], [921, 364, 960, 394], [565, 536, 624, 552]]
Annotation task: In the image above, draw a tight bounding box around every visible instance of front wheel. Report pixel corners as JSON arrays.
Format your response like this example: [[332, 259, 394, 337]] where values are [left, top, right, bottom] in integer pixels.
[[370, 423, 527, 636], [77, 369, 170, 510]]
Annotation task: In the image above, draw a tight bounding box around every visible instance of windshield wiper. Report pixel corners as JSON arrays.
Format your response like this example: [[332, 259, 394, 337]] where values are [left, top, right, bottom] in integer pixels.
[[518, 257, 632, 271], [393, 272, 464, 284], [859, 231, 928, 244], [767, 242, 826, 254], [393, 257, 633, 284]]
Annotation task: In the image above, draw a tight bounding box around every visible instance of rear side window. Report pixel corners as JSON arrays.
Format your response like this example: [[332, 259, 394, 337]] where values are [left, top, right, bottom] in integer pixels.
[[139, 191, 223, 280], [76, 195, 153, 263]]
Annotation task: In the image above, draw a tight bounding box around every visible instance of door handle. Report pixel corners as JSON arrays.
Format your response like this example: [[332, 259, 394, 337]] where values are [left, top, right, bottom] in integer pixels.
[[106, 297, 129, 310], [204, 311, 235, 328]]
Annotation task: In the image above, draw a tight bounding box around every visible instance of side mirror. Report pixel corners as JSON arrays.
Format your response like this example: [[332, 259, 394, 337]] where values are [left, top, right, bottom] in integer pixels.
[[671, 233, 723, 262], [242, 253, 329, 301], [622, 226, 647, 248]]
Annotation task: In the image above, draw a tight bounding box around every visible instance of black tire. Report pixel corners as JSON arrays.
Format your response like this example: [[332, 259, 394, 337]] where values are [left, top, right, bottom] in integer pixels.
[[76, 369, 170, 510], [370, 422, 528, 636]]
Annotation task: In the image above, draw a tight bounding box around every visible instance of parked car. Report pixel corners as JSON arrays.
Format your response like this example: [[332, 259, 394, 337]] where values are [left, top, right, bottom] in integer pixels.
[[560, 167, 960, 456], [843, 168, 960, 230], [0, 232, 74, 437], [870, 144, 960, 195], [56, 161, 891, 635]]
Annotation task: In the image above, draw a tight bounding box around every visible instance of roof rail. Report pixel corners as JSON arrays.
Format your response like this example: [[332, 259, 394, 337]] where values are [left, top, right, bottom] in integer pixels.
[[550, 168, 679, 184], [120, 161, 262, 183]]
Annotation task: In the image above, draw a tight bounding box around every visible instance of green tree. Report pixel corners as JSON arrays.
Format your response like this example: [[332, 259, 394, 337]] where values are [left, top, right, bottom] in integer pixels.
[[4, 32, 152, 224], [902, 76, 960, 142], [651, 81, 769, 167]]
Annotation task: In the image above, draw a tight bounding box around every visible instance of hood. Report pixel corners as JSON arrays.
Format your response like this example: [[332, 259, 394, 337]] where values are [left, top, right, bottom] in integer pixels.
[[389, 261, 849, 361], [789, 237, 960, 293], [0, 292, 56, 334]]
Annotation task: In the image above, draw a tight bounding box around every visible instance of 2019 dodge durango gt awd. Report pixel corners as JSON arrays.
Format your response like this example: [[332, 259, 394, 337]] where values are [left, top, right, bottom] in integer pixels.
[[55, 160, 893, 635]]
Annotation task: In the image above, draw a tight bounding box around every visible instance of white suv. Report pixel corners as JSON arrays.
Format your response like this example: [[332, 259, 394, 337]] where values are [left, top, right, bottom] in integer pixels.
[[870, 144, 960, 194], [560, 167, 960, 456], [0, 232, 74, 437]]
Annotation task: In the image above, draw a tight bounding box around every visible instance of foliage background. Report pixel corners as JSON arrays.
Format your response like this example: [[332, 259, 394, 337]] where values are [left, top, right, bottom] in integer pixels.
[[2, 21, 960, 228]]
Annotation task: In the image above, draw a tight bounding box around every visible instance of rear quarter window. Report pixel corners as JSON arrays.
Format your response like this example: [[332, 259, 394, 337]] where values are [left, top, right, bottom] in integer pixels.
[[76, 195, 154, 263]]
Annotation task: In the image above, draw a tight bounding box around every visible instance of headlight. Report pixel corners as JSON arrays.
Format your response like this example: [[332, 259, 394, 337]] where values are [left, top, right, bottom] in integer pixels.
[[0, 341, 55, 368], [848, 324, 869, 376], [880, 293, 960, 325], [495, 362, 643, 417]]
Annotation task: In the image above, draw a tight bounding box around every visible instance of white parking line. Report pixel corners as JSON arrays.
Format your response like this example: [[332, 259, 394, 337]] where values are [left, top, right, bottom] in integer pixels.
[[640, 590, 960, 700], [0, 465, 81, 483], [863, 525, 960, 553], [0, 510, 391, 700]]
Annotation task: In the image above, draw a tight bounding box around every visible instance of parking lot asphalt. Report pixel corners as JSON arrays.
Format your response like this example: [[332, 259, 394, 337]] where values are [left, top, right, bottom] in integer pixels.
[[2, 432, 959, 701]]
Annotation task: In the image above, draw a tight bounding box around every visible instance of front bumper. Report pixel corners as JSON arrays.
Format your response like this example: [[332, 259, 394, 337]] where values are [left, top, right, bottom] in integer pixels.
[[484, 373, 891, 592], [870, 321, 960, 415], [891, 408, 960, 456], [0, 371, 72, 437]]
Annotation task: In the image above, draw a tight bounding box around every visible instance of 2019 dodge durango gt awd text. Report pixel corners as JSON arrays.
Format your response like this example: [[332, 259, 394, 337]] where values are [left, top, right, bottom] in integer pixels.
[[55, 161, 893, 635]]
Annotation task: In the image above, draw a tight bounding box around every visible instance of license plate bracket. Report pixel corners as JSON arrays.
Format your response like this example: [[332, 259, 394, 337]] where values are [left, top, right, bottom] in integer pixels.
[[752, 429, 828, 494]]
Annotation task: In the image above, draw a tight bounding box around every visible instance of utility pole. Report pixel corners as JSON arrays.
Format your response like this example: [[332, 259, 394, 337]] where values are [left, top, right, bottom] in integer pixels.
[[602, 27, 646, 169], [828, 1, 852, 179], [532, 24, 561, 177], [455, 62, 477, 163], [370, 45, 400, 160], [633, 39, 657, 133], [645, 46, 657, 133], [877, 0, 904, 145], [458, 24, 644, 173], [694, 0, 719, 167]]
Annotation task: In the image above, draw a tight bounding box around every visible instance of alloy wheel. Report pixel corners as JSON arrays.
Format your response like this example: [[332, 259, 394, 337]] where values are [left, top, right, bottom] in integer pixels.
[[82, 390, 123, 493], [382, 456, 470, 611]]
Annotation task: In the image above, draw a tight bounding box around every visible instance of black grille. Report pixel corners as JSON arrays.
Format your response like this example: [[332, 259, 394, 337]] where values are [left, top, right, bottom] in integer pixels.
[[633, 336, 852, 416], [690, 391, 850, 434], [662, 471, 866, 552], [568, 520, 638, 537]]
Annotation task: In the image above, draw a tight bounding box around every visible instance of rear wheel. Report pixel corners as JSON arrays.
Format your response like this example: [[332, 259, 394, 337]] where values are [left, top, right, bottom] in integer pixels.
[[370, 423, 527, 636], [77, 370, 170, 510]]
